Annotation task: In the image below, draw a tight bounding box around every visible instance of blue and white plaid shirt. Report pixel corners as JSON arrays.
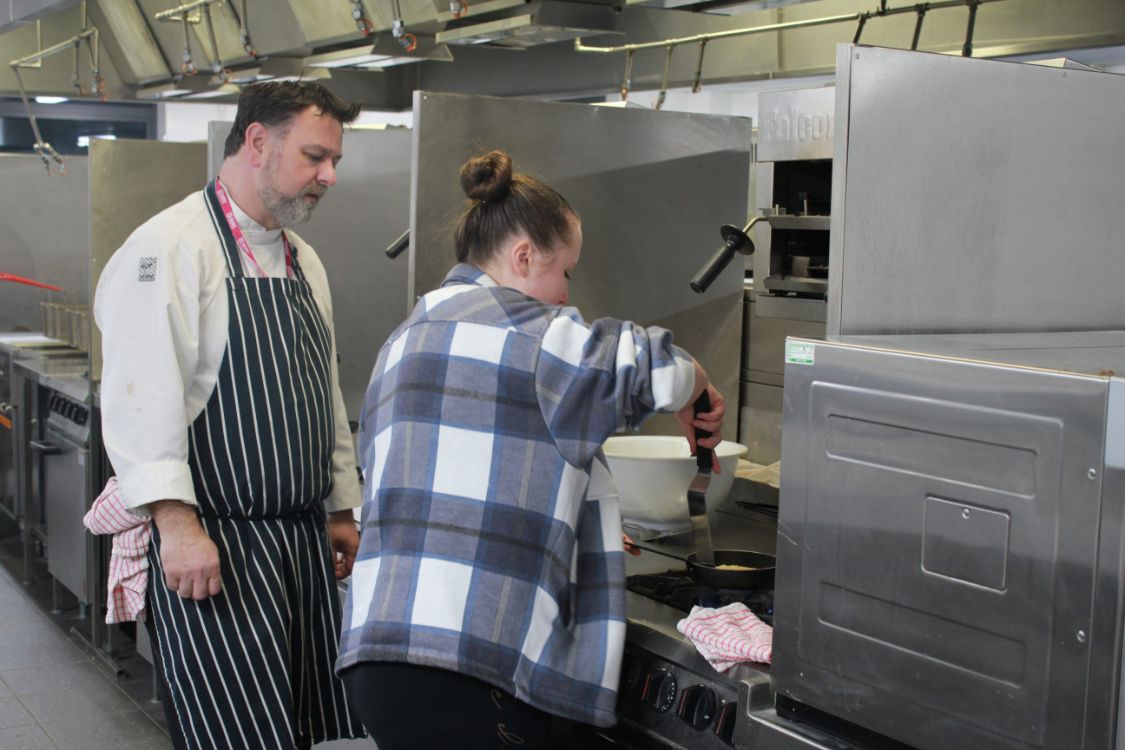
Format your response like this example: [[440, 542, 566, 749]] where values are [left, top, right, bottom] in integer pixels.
[[337, 264, 696, 727]]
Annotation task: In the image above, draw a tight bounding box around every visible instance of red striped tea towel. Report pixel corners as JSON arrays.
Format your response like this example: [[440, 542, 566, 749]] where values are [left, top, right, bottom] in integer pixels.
[[676, 602, 772, 671], [83, 477, 151, 623]]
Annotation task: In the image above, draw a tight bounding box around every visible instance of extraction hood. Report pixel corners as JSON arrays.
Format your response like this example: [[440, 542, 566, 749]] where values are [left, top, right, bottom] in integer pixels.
[[436, 0, 622, 48]]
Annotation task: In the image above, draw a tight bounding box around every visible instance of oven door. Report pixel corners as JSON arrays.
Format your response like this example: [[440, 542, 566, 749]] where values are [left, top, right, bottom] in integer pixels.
[[39, 423, 89, 602]]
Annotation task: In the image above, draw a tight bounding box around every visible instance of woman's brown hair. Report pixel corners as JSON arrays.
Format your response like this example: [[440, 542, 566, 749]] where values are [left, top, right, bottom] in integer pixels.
[[454, 150, 577, 265]]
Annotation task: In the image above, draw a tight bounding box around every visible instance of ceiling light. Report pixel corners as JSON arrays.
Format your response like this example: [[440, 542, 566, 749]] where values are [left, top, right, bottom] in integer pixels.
[[306, 48, 392, 68], [259, 56, 333, 80], [182, 83, 242, 99], [136, 83, 192, 99], [34, 96, 68, 104], [77, 134, 117, 147]]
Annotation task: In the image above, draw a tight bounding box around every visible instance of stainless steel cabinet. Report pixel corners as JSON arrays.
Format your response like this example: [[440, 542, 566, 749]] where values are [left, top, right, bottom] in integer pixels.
[[42, 415, 90, 603], [772, 332, 1125, 750]]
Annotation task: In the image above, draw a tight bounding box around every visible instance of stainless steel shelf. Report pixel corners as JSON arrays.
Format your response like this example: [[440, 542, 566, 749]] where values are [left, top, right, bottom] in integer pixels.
[[763, 276, 828, 295], [762, 215, 831, 231]]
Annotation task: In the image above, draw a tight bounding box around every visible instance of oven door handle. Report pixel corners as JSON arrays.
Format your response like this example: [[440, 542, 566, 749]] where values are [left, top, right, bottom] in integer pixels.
[[29, 439, 61, 455]]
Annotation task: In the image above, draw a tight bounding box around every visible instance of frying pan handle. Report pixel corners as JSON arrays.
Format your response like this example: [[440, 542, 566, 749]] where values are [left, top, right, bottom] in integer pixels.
[[694, 390, 712, 471], [627, 542, 688, 564]]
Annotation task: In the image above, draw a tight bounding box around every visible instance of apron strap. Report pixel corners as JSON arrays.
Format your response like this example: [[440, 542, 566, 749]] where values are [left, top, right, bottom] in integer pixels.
[[203, 179, 245, 278]]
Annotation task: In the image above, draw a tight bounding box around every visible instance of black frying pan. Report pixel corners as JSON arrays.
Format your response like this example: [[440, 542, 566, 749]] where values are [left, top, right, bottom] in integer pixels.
[[630, 543, 775, 590]]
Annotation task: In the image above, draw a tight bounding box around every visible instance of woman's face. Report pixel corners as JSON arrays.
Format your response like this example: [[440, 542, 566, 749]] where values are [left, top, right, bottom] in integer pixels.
[[523, 216, 582, 306]]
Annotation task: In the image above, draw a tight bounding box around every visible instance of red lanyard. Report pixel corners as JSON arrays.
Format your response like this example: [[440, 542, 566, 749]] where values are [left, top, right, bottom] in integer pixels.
[[214, 178, 293, 280]]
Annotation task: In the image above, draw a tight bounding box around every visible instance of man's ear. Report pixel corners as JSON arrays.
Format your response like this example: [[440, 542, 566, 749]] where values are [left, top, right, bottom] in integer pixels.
[[245, 122, 270, 168]]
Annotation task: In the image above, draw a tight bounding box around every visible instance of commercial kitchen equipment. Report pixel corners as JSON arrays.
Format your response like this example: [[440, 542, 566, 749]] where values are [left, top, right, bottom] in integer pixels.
[[37, 372, 92, 609], [748, 45, 1125, 750], [759, 331, 1125, 750], [0, 154, 90, 333], [585, 501, 777, 749], [0, 334, 76, 526], [10, 348, 87, 583], [409, 91, 751, 438], [738, 85, 834, 466], [826, 45, 1125, 335]]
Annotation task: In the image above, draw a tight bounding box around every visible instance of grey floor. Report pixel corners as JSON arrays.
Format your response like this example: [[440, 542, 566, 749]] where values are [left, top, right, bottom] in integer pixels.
[[0, 545, 374, 750]]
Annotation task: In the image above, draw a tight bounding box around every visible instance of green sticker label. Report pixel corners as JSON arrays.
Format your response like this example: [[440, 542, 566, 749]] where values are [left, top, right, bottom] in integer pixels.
[[785, 341, 815, 365]]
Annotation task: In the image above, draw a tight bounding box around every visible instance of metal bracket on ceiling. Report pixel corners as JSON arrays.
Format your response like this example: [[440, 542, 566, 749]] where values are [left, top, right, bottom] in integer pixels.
[[576, 0, 1007, 96], [8, 2, 105, 175], [655, 45, 674, 110], [155, 0, 230, 79], [962, 0, 981, 57], [911, 3, 929, 50]]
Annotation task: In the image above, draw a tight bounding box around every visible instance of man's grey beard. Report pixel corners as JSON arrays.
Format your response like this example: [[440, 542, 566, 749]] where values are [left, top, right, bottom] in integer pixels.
[[260, 181, 321, 227], [260, 152, 325, 228]]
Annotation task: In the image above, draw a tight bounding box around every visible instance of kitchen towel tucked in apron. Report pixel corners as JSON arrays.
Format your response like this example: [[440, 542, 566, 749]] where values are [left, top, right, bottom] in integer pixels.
[[146, 180, 364, 750]]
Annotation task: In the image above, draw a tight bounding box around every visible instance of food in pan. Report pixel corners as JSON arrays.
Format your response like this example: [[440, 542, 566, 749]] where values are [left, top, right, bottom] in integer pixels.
[[714, 563, 756, 571]]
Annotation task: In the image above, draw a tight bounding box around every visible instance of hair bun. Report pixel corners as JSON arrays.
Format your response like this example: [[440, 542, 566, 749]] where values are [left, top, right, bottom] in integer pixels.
[[460, 150, 514, 202]]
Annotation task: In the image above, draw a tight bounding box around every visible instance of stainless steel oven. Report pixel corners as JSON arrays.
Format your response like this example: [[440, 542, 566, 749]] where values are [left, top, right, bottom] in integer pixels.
[[595, 507, 777, 749], [33, 378, 92, 607], [760, 331, 1125, 750]]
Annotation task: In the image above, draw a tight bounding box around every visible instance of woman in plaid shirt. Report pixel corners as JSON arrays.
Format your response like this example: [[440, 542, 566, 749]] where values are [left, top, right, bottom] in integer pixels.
[[337, 150, 725, 748]]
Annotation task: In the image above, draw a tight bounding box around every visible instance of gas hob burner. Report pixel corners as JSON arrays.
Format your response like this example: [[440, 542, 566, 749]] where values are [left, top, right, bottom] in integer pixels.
[[628, 570, 774, 625]]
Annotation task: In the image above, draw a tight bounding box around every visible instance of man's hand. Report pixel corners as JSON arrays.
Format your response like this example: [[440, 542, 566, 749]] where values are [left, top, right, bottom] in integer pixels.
[[149, 500, 222, 600], [327, 510, 360, 580]]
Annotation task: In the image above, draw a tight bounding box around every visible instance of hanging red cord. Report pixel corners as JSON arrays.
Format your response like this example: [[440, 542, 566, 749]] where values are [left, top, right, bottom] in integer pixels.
[[0, 274, 63, 292]]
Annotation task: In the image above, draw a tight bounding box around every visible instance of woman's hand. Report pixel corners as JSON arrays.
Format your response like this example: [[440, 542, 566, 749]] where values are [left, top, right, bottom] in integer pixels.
[[675, 381, 726, 471], [623, 533, 641, 556]]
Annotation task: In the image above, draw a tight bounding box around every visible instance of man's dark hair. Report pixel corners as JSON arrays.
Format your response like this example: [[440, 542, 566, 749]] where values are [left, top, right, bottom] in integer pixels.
[[223, 81, 361, 158]]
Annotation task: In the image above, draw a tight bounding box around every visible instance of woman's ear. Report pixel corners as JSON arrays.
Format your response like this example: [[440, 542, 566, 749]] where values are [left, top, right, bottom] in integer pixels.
[[510, 237, 533, 279]]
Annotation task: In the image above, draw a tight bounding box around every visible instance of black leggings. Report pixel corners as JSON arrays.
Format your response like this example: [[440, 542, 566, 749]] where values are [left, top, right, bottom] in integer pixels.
[[342, 662, 574, 750]]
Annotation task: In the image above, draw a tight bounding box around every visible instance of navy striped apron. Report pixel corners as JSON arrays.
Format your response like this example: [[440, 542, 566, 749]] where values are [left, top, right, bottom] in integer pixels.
[[146, 181, 365, 749]]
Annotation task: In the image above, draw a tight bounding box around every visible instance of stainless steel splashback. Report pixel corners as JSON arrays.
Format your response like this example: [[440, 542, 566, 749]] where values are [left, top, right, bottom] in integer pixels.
[[409, 92, 751, 433], [828, 44, 1125, 335], [208, 122, 413, 419], [773, 331, 1125, 750], [0, 154, 90, 333]]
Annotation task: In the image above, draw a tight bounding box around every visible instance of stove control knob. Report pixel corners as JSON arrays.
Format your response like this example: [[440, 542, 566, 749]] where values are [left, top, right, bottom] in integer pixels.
[[677, 685, 717, 730], [621, 653, 642, 693], [641, 669, 677, 713], [715, 700, 738, 745]]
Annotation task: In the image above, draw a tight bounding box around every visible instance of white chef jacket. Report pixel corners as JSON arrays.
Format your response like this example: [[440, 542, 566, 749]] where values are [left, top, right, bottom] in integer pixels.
[[94, 188, 361, 514]]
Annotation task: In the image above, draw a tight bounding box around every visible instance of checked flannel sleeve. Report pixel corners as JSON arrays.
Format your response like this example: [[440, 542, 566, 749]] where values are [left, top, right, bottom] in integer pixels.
[[535, 307, 696, 468]]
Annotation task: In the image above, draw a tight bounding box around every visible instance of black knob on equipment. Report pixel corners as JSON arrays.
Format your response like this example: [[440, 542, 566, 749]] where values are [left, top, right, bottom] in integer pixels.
[[715, 701, 737, 745], [621, 653, 642, 692], [641, 669, 677, 713], [677, 685, 717, 730]]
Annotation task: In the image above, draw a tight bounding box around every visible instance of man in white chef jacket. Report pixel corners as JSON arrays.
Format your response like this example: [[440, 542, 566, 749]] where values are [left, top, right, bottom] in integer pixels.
[[95, 81, 367, 750]]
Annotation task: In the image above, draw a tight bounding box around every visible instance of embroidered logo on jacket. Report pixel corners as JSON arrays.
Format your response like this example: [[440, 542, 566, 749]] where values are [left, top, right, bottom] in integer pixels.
[[138, 257, 157, 282]]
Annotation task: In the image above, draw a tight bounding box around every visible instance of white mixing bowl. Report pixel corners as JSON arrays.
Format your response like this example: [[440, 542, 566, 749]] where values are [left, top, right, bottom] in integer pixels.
[[603, 435, 748, 532]]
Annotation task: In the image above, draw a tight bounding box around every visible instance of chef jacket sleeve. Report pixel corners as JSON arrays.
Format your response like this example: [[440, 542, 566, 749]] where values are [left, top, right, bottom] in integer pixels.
[[94, 229, 207, 513], [535, 307, 696, 469]]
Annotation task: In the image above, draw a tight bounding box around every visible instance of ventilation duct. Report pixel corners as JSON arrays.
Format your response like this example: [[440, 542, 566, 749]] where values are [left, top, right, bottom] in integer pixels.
[[436, 0, 622, 48]]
